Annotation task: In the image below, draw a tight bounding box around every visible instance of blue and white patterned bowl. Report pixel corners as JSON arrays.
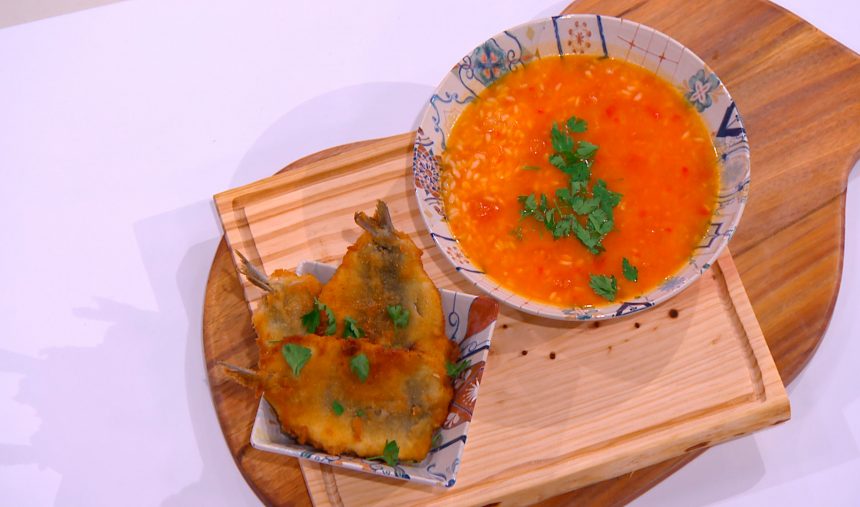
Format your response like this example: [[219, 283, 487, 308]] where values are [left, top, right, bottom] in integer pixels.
[[412, 15, 750, 321], [250, 261, 499, 487]]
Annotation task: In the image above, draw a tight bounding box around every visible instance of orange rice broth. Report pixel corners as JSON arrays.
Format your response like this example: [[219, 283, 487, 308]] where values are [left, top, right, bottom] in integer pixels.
[[440, 56, 718, 308]]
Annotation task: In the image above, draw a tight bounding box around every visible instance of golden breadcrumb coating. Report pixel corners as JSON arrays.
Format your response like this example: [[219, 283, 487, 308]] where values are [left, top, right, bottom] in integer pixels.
[[223, 201, 456, 462]]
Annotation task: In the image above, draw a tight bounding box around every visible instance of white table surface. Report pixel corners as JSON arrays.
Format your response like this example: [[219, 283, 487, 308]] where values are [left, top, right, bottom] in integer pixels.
[[1, 1, 857, 505]]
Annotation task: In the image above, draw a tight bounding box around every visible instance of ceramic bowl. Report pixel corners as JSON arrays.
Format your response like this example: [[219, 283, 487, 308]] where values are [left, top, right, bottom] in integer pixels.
[[412, 14, 749, 321], [250, 261, 499, 487]]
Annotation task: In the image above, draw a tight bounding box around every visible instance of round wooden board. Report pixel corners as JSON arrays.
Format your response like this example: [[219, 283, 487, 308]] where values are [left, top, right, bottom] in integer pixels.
[[203, 0, 860, 505]]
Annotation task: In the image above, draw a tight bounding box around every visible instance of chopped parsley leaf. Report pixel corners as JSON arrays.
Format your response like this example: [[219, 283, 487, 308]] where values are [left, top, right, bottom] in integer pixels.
[[387, 305, 410, 329], [343, 316, 364, 339], [445, 359, 472, 379], [301, 298, 336, 335], [332, 400, 344, 416], [281, 343, 312, 377], [622, 257, 638, 282], [350, 353, 370, 382], [368, 440, 400, 467], [589, 274, 618, 301]]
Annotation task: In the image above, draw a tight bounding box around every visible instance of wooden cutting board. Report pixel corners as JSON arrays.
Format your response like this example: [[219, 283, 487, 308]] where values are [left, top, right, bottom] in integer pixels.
[[202, 0, 860, 504], [211, 132, 789, 505]]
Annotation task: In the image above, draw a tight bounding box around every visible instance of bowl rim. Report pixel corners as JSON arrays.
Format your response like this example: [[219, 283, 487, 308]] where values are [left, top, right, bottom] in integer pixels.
[[412, 13, 749, 321]]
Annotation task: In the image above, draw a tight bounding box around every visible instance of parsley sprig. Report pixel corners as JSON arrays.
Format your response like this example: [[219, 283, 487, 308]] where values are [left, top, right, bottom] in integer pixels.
[[517, 117, 622, 254], [331, 400, 344, 416], [301, 298, 336, 335], [343, 316, 364, 339], [622, 257, 638, 282], [368, 440, 400, 467], [589, 274, 618, 302], [387, 305, 410, 329], [517, 116, 643, 303], [350, 353, 370, 382], [445, 359, 472, 379], [281, 343, 312, 377]]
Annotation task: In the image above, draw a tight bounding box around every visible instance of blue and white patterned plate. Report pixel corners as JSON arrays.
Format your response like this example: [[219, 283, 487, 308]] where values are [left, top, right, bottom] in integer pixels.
[[249, 261, 499, 487], [413, 15, 749, 321]]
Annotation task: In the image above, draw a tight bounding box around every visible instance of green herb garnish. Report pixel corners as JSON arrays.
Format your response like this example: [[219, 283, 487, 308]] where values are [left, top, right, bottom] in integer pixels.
[[589, 274, 618, 302], [322, 305, 336, 335], [593, 179, 622, 212], [332, 400, 344, 416], [622, 258, 638, 282], [387, 305, 410, 329], [350, 353, 370, 382], [576, 140, 599, 159], [343, 316, 364, 339], [572, 221, 603, 255], [355, 408, 365, 418], [567, 116, 588, 133], [522, 165, 541, 171], [300, 305, 320, 334], [517, 116, 622, 254], [518, 193, 537, 217], [369, 440, 400, 467], [431, 432, 442, 448], [446, 359, 472, 379], [281, 343, 312, 377], [551, 122, 575, 153], [588, 208, 613, 235], [301, 298, 336, 335]]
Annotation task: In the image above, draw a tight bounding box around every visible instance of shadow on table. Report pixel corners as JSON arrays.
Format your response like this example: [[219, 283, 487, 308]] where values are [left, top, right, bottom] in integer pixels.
[[0, 199, 260, 505], [228, 81, 434, 190]]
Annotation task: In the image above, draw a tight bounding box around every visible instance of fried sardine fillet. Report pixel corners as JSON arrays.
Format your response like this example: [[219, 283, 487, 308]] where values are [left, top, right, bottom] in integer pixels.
[[320, 201, 455, 365], [222, 201, 456, 462], [254, 334, 451, 460]]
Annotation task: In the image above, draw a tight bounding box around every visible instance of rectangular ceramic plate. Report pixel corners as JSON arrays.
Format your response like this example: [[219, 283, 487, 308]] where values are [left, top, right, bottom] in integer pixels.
[[248, 261, 499, 487]]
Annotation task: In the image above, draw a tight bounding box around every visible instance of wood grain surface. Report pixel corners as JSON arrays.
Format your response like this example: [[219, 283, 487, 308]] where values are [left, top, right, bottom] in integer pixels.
[[208, 131, 790, 506], [211, 131, 788, 506], [203, 0, 860, 504]]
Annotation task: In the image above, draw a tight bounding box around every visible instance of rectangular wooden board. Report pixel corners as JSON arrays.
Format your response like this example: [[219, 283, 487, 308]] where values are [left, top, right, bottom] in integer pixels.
[[214, 132, 789, 507]]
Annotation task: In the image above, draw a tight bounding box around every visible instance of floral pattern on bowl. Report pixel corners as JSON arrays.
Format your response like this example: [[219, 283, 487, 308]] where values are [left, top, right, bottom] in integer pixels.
[[249, 261, 499, 487], [412, 15, 750, 321]]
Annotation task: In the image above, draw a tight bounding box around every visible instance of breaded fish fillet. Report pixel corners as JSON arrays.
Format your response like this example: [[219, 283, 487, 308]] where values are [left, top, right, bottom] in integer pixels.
[[257, 334, 451, 460], [223, 201, 456, 462], [320, 201, 456, 365]]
